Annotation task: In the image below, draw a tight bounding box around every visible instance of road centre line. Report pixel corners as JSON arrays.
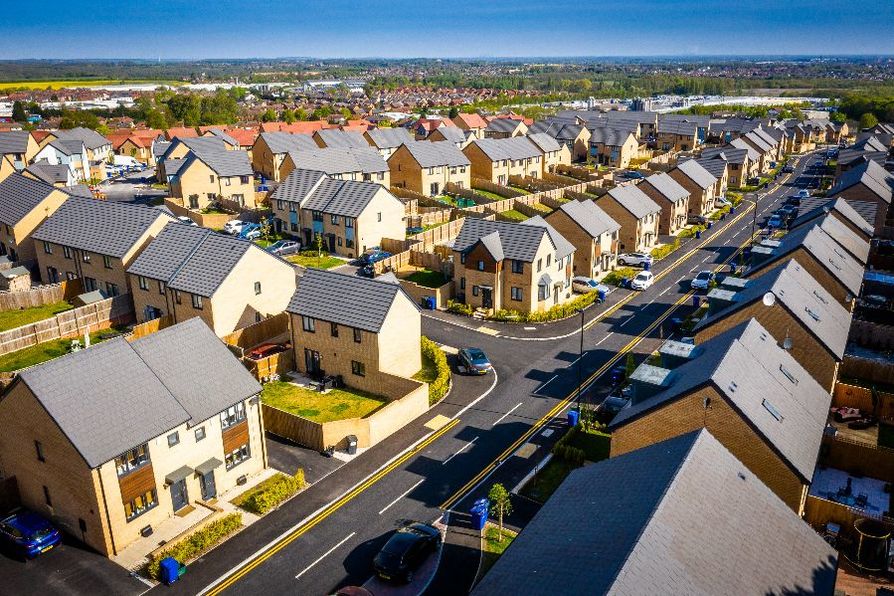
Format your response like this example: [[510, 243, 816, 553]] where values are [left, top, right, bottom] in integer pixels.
[[295, 532, 356, 579], [442, 437, 478, 466], [378, 479, 426, 515], [492, 403, 523, 427]]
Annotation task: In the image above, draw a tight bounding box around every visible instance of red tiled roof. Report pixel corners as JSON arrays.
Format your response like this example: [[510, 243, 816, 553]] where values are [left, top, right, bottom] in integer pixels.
[[224, 128, 258, 146], [454, 113, 488, 129], [258, 121, 329, 134], [31, 130, 53, 142], [165, 127, 199, 140]]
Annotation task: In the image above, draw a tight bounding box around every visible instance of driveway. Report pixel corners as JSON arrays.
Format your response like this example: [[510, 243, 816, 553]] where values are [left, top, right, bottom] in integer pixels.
[[0, 535, 148, 596]]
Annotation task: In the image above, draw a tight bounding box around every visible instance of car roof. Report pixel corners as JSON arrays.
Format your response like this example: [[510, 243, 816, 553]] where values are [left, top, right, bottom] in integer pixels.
[[5, 510, 49, 532]]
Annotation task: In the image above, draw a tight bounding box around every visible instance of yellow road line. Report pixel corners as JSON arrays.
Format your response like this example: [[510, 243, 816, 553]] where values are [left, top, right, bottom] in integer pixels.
[[206, 417, 460, 595]]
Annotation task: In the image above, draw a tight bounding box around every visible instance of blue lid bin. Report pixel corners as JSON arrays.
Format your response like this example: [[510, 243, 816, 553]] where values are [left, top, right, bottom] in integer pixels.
[[159, 557, 185, 585], [423, 296, 436, 310], [719, 212, 726, 220], [469, 498, 490, 531], [567, 409, 580, 427], [707, 221, 713, 229], [597, 288, 606, 303], [692, 296, 701, 308], [695, 229, 701, 239], [643, 261, 651, 271], [730, 206, 735, 214]]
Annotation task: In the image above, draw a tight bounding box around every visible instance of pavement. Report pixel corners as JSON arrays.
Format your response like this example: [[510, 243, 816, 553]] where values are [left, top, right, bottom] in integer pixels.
[[124, 150, 823, 596]]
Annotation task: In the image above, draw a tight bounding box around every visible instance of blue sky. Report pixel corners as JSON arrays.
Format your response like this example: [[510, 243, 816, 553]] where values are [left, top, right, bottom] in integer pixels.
[[4, 0, 894, 59]]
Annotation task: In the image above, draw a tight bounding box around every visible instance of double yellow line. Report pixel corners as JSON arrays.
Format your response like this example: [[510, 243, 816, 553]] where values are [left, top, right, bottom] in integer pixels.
[[205, 418, 460, 595]]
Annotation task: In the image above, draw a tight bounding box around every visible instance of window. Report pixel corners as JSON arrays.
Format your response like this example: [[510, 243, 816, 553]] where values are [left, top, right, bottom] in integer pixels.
[[195, 427, 206, 441], [377, 212, 382, 222], [511, 287, 523, 301], [82, 252, 91, 263], [255, 312, 262, 322], [240, 176, 249, 185], [175, 291, 182, 305], [353, 328, 362, 343], [511, 260, 524, 274], [84, 277, 97, 292], [538, 284, 547, 301], [106, 282, 119, 297], [546, 254, 551, 267], [345, 218, 354, 229], [330, 214, 340, 225], [43, 486, 52, 507], [158, 280, 165, 295], [460, 277, 465, 290], [537, 259, 542, 272], [220, 402, 246, 429], [35, 440, 45, 462], [312, 211, 323, 222], [209, 175, 215, 183], [277, 200, 284, 210], [225, 445, 251, 470], [114, 444, 150, 477], [63, 246, 72, 259], [460, 253, 466, 265], [223, 177, 231, 186], [762, 398, 784, 422], [472, 286, 479, 297], [43, 242, 52, 254], [124, 489, 158, 521], [477, 260, 485, 271], [103, 255, 112, 269], [351, 360, 366, 376], [302, 316, 315, 332], [254, 281, 262, 295], [331, 322, 339, 337], [138, 276, 148, 291], [167, 432, 180, 447]]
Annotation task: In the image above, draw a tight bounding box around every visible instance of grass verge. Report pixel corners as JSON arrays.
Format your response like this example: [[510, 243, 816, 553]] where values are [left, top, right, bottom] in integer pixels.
[[479, 524, 518, 580], [261, 380, 386, 423], [286, 252, 344, 270], [405, 269, 446, 288]]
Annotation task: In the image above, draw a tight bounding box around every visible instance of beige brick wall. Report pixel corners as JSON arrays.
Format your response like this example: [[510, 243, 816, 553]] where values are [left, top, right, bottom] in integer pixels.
[[668, 169, 715, 216], [388, 145, 471, 196], [639, 181, 689, 236], [610, 386, 808, 513], [463, 143, 542, 184], [545, 208, 618, 278], [251, 136, 285, 182], [1, 188, 68, 265], [172, 159, 256, 209], [596, 197, 658, 253]]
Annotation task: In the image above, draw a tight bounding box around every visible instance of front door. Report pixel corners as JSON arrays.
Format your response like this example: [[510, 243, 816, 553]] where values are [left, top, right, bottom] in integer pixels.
[[170, 478, 188, 511], [481, 288, 493, 309], [553, 285, 559, 304], [304, 349, 322, 377], [199, 472, 217, 501]]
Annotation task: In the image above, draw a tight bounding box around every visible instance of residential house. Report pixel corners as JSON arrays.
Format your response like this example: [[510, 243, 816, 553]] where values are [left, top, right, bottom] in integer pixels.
[[668, 159, 718, 217], [791, 213, 870, 266], [53, 127, 112, 181], [484, 118, 527, 139], [388, 141, 471, 196], [128, 223, 296, 336], [745, 222, 864, 308], [258, 121, 328, 135], [279, 146, 389, 187], [694, 259, 850, 393], [271, 169, 404, 258], [827, 159, 893, 234], [0, 317, 266, 557], [0, 130, 39, 169], [836, 135, 889, 177], [33, 197, 174, 295], [412, 117, 455, 140], [426, 126, 471, 149], [472, 429, 837, 596], [33, 139, 90, 182], [700, 147, 757, 189], [659, 114, 709, 145], [364, 127, 415, 158], [791, 197, 875, 243], [313, 129, 369, 150], [587, 126, 639, 169], [596, 184, 661, 253], [251, 132, 317, 182], [544, 199, 620, 278], [611, 318, 833, 512], [199, 128, 240, 150], [451, 217, 575, 314], [0, 173, 69, 265], [0, 154, 14, 183], [164, 127, 199, 140], [109, 129, 163, 164], [737, 131, 775, 172], [169, 148, 256, 209], [463, 137, 543, 184], [451, 113, 489, 139], [286, 268, 420, 393], [638, 172, 690, 235], [528, 120, 591, 162], [689, 155, 729, 198], [156, 136, 230, 180], [526, 132, 571, 173], [24, 161, 77, 188], [656, 119, 699, 152]]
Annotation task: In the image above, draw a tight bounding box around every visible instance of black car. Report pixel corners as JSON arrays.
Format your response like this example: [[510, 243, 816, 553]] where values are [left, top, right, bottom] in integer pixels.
[[373, 523, 441, 583], [597, 394, 630, 423], [458, 347, 492, 375], [782, 165, 794, 173]]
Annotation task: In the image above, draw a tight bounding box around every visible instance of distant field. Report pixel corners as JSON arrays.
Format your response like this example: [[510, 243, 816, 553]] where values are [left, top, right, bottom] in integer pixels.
[[0, 79, 182, 90]]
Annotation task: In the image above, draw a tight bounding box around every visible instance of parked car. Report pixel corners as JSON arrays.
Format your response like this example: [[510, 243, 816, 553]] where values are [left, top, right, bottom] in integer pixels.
[[458, 347, 492, 375], [266, 240, 301, 256], [785, 196, 802, 207], [373, 522, 442, 583], [0, 510, 62, 558], [796, 189, 811, 199], [571, 276, 612, 296], [690, 270, 715, 290], [223, 219, 248, 235], [621, 170, 645, 180], [617, 252, 653, 267], [746, 177, 761, 186], [779, 204, 798, 221], [176, 216, 198, 227], [830, 406, 862, 423], [782, 164, 794, 173], [767, 214, 785, 229], [246, 343, 289, 361], [608, 364, 627, 386], [630, 270, 654, 291], [714, 197, 731, 208], [687, 214, 708, 225], [359, 249, 392, 265], [357, 264, 376, 278], [597, 394, 630, 423]]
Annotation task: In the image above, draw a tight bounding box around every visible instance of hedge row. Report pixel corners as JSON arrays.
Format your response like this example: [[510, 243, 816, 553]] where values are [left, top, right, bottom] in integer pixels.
[[490, 290, 602, 324], [552, 425, 585, 466], [447, 300, 474, 316], [421, 336, 451, 405], [651, 237, 681, 260], [146, 513, 242, 579], [232, 470, 306, 515]]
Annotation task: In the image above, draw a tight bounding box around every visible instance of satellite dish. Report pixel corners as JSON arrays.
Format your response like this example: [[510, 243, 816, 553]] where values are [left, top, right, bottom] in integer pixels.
[[762, 292, 776, 306]]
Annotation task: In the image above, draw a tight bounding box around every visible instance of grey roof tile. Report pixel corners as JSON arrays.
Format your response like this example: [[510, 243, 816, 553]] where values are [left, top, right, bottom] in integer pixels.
[[365, 127, 414, 149], [55, 127, 110, 150], [0, 131, 31, 155], [286, 146, 387, 175], [526, 132, 562, 153], [643, 172, 690, 203], [554, 199, 620, 238], [300, 177, 385, 218], [186, 147, 253, 177], [258, 132, 318, 154], [792, 197, 874, 238], [315, 129, 368, 149], [399, 141, 470, 168], [428, 127, 467, 144], [605, 183, 661, 219], [0, 173, 61, 226], [485, 119, 524, 134], [453, 217, 574, 262], [588, 125, 636, 147], [673, 159, 717, 190], [467, 137, 541, 161], [25, 162, 70, 184]]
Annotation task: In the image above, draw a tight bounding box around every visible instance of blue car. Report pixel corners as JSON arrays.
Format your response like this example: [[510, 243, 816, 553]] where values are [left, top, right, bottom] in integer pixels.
[[0, 510, 62, 558]]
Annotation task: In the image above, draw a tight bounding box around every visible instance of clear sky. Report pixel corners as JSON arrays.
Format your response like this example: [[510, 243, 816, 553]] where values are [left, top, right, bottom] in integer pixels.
[[4, 0, 894, 59]]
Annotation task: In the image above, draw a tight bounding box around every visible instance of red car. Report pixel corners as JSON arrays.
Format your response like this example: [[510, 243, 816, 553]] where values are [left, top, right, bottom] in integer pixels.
[[247, 343, 288, 360]]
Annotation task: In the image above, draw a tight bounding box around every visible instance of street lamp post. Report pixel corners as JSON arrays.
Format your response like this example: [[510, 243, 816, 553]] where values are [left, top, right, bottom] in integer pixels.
[[576, 309, 584, 413]]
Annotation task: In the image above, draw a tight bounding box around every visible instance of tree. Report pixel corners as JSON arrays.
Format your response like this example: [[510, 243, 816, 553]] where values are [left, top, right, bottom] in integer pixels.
[[488, 483, 513, 542], [625, 353, 636, 381], [260, 109, 277, 122], [340, 107, 352, 120], [59, 109, 100, 130], [448, 106, 459, 119], [830, 111, 847, 124], [859, 112, 879, 130], [11, 101, 26, 122], [146, 108, 169, 130], [313, 233, 324, 259], [282, 109, 296, 124], [259, 217, 273, 242]]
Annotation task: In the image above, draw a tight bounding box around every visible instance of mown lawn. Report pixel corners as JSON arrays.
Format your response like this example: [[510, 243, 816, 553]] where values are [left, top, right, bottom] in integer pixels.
[[0, 328, 126, 372], [405, 269, 446, 288], [471, 189, 505, 201], [479, 524, 518, 579], [0, 301, 74, 332], [286, 253, 344, 270], [261, 380, 386, 423], [520, 429, 611, 503], [500, 209, 528, 222]]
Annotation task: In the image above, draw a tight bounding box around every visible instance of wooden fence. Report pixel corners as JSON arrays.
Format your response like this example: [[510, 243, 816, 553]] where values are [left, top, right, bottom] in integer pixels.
[[248, 349, 295, 381], [125, 315, 175, 342], [471, 178, 526, 199], [509, 175, 561, 193], [0, 294, 134, 358], [833, 382, 894, 418], [163, 199, 233, 229], [555, 164, 599, 182], [841, 354, 894, 387], [221, 312, 290, 353], [0, 279, 83, 312], [849, 319, 894, 351], [820, 434, 894, 484]]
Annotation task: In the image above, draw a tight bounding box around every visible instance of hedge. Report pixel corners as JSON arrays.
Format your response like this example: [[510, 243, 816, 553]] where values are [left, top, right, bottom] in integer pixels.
[[145, 513, 242, 579], [651, 237, 681, 260], [447, 300, 473, 316], [490, 289, 602, 324], [421, 336, 451, 405], [602, 266, 639, 287], [232, 470, 306, 515]]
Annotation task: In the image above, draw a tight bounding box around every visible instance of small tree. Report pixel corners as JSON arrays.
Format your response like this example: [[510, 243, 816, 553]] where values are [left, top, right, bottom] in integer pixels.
[[260, 217, 273, 242], [313, 233, 324, 265], [488, 483, 513, 542], [625, 352, 636, 380], [448, 106, 459, 119], [859, 112, 879, 131], [11, 100, 26, 123]]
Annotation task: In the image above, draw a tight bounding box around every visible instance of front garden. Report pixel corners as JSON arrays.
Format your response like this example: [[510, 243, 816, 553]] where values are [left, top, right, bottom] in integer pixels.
[[260, 380, 387, 423], [405, 269, 446, 288], [286, 251, 345, 270], [414, 336, 451, 405], [231, 470, 307, 515], [0, 300, 73, 332], [521, 424, 611, 503]]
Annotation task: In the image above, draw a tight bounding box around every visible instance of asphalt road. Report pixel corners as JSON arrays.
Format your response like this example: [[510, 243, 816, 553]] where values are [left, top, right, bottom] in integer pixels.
[[153, 150, 823, 596]]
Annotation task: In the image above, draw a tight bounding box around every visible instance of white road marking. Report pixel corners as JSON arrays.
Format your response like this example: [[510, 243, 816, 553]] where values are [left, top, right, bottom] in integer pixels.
[[595, 332, 614, 346], [535, 373, 558, 393], [618, 315, 634, 328], [658, 285, 673, 297], [702, 255, 711, 263], [378, 479, 426, 515], [676, 275, 686, 284], [442, 437, 478, 466], [492, 402, 524, 426], [295, 532, 356, 579]]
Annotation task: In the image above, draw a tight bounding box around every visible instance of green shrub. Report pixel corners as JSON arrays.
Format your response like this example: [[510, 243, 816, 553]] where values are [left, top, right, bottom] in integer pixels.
[[420, 336, 451, 405], [145, 513, 242, 579], [447, 300, 474, 316], [491, 309, 523, 322], [232, 471, 306, 515], [602, 266, 639, 287], [651, 237, 681, 260]]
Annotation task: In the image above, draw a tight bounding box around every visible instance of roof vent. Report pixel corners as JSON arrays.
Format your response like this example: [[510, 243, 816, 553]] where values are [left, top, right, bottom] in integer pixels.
[[805, 306, 821, 322], [813, 290, 828, 305], [762, 398, 784, 422]]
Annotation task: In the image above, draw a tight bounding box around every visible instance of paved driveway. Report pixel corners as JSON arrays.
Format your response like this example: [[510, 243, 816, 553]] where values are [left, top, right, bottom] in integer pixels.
[[0, 536, 148, 596]]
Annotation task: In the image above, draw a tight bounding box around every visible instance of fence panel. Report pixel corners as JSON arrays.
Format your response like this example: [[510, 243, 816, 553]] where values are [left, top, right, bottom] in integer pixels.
[[221, 312, 290, 351], [0, 279, 83, 311]]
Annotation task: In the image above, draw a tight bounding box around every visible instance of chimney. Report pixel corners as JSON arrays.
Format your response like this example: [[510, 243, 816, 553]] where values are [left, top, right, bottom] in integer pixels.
[[706, 287, 737, 315], [657, 339, 701, 369], [628, 363, 675, 405]]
